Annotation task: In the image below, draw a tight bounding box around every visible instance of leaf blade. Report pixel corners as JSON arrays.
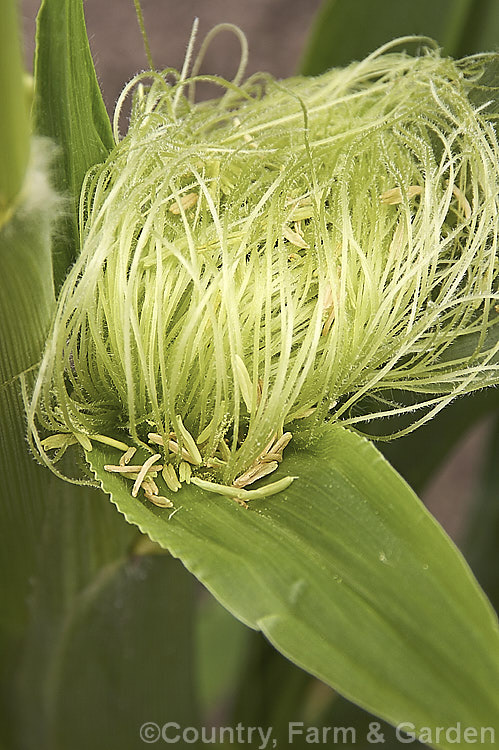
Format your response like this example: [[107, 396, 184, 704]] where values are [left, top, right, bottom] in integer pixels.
[[16, 554, 200, 750], [0, 0, 29, 225], [32, 0, 114, 287], [465, 416, 499, 610], [457, 0, 499, 56], [300, 0, 475, 75], [0, 150, 135, 748], [88, 424, 499, 746]]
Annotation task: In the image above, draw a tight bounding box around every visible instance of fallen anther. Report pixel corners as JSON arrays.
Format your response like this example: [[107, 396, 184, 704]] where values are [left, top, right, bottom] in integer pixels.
[[144, 491, 174, 509], [91, 434, 131, 452], [175, 415, 203, 465], [132, 454, 162, 497], [168, 439, 199, 464], [148, 432, 164, 446], [142, 477, 159, 495], [162, 463, 181, 492], [169, 192, 198, 215], [74, 433, 93, 452], [233, 460, 279, 488], [179, 461, 192, 483], [380, 185, 422, 204], [272, 432, 292, 454], [192, 475, 296, 501], [451, 184, 472, 220], [119, 446, 137, 466], [104, 464, 163, 473], [40, 433, 78, 451], [283, 224, 310, 249]]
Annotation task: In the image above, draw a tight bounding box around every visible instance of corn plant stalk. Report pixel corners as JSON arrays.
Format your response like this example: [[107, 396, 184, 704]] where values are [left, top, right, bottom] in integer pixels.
[[0, 0, 30, 228]]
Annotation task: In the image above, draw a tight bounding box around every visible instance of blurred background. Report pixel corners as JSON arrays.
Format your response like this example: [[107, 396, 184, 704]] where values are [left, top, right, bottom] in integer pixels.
[[21, 0, 323, 111]]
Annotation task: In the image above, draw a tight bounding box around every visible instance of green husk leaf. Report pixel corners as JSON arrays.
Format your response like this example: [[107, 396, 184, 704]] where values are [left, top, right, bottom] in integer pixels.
[[88, 423, 499, 748], [32, 0, 114, 288]]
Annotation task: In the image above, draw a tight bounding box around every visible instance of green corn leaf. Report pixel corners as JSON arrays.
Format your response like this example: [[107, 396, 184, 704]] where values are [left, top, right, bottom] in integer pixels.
[[300, 0, 475, 75], [457, 0, 499, 56], [322, 694, 428, 749], [230, 632, 318, 749], [16, 552, 199, 750], [0, 150, 56, 645], [0, 241, 135, 746], [0, 126, 132, 749], [32, 0, 114, 289], [326, 413, 499, 749], [0, 0, 30, 227], [197, 591, 250, 716], [88, 424, 499, 748], [0, 183, 55, 392], [465, 416, 499, 611], [9, 485, 135, 750]]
